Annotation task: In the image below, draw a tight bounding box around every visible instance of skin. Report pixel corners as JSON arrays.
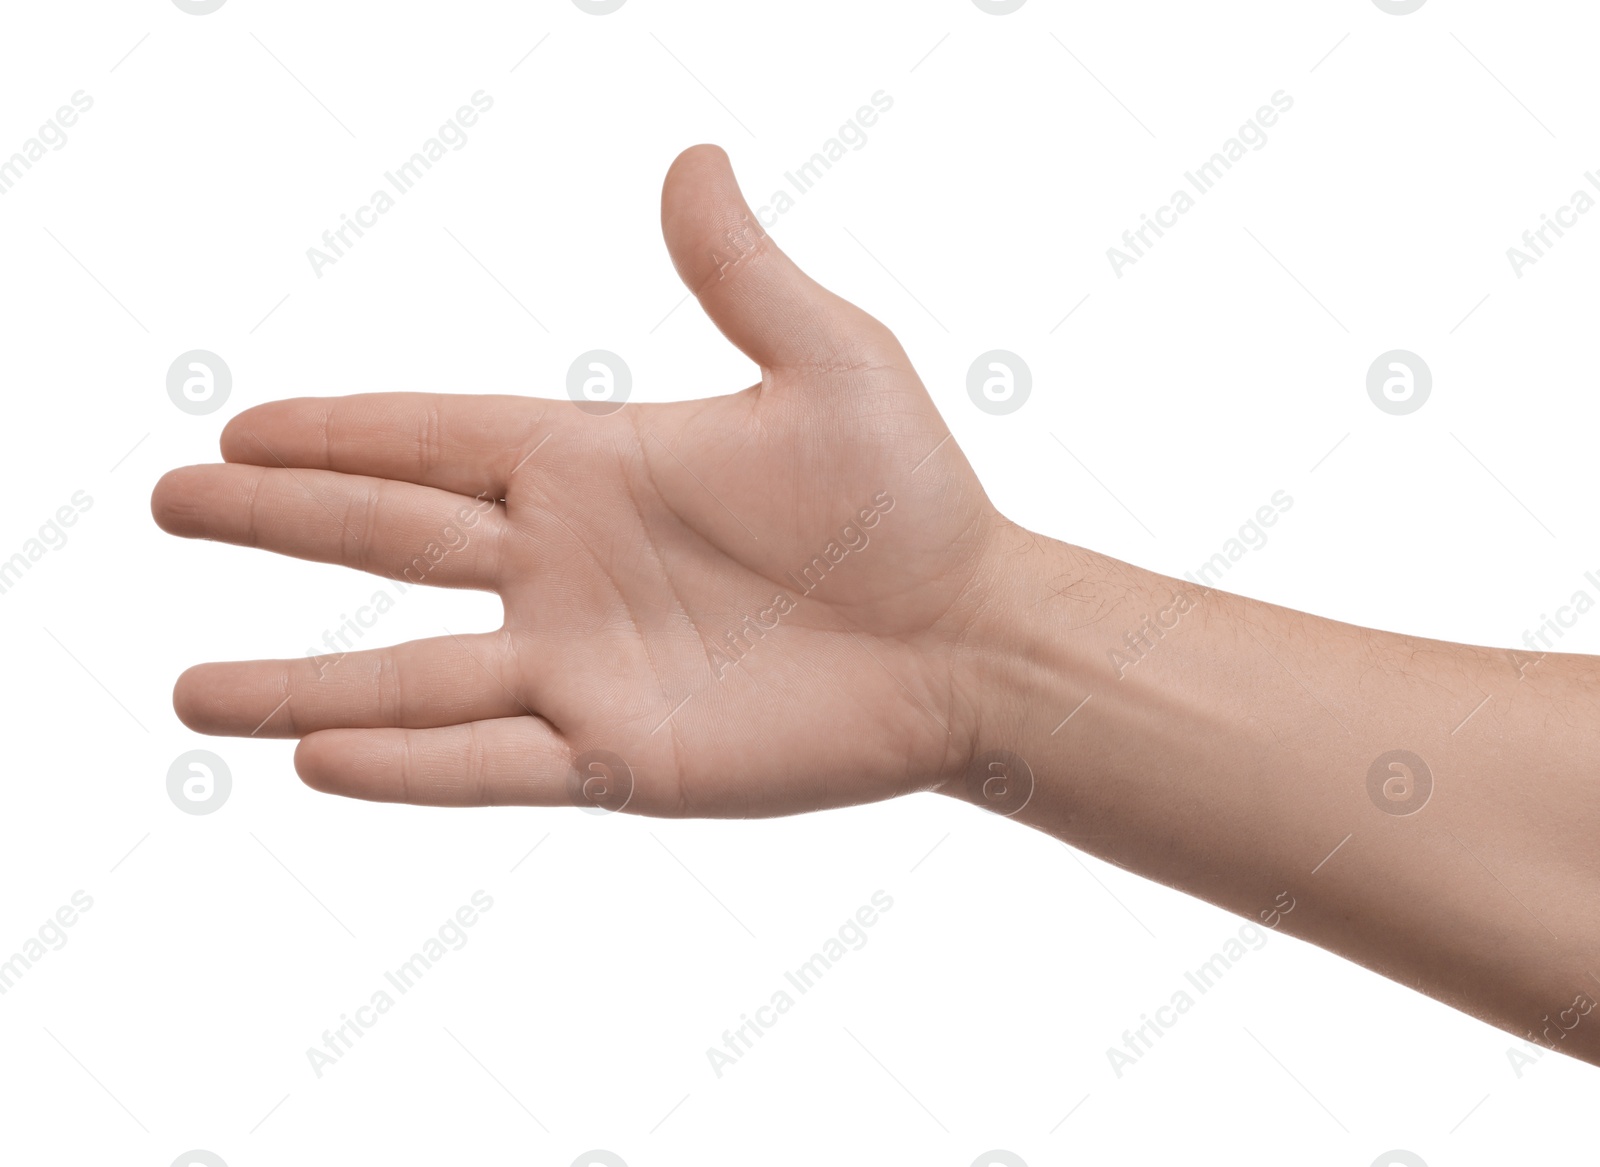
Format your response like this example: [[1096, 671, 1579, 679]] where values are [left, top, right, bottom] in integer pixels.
[[152, 144, 1600, 1068]]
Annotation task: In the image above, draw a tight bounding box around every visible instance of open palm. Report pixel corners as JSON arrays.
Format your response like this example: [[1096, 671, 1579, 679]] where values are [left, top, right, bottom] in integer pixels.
[[153, 145, 1013, 816]]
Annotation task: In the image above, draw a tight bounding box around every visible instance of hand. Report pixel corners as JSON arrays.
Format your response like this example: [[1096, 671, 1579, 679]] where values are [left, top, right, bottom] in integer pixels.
[[152, 144, 1019, 816], [147, 147, 1600, 1068]]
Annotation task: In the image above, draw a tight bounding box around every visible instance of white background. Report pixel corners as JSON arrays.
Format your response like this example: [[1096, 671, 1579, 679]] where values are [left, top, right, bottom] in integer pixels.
[[1, 1, 1596, 1164]]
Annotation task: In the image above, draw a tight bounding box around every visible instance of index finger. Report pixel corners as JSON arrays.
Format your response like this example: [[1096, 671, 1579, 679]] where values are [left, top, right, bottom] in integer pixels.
[[221, 392, 556, 499]]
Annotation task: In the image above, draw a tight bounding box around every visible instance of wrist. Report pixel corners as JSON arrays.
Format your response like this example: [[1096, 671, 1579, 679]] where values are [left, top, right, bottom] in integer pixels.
[[939, 520, 1122, 818], [942, 520, 1230, 840]]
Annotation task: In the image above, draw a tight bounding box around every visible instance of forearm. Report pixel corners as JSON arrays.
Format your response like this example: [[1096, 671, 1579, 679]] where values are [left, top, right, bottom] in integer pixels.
[[954, 524, 1600, 1062]]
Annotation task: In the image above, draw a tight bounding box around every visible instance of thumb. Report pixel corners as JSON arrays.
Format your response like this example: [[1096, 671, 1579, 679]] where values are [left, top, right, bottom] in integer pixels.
[[661, 144, 902, 375]]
